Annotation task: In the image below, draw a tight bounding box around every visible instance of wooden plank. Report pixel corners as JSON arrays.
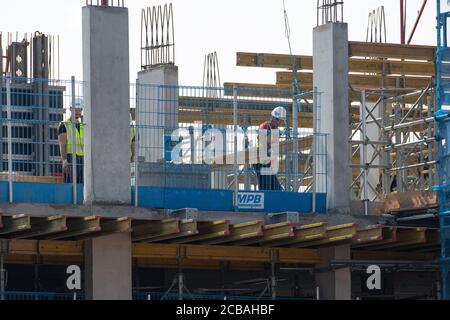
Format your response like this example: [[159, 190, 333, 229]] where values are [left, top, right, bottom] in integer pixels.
[[0, 174, 63, 183], [135, 258, 264, 271], [133, 243, 179, 260], [186, 245, 320, 264], [384, 191, 437, 213], [276, 72, 432, 90], [349, 41, 435, 61], [223, 82, 428, 104], [352, 250, 439, 261], [236, 52, 435, 76], [38, 240, 83, 256]]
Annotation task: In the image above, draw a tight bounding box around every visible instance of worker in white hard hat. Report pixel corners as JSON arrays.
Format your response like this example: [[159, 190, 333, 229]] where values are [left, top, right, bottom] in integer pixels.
[[253, 106, 287, 191], [58, 98, 84, 184]]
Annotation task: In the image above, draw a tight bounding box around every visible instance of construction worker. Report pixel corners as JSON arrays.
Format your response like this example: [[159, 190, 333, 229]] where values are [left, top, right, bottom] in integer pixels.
[[130, 114, 137, 162], [58, 98, 84, 184], [253, 106, 287, 191]]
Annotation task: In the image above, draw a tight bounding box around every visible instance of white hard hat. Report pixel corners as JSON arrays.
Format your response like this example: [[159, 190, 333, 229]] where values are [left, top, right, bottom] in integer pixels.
[[70, 98, 84, 109], [272, 106, 287, 122]]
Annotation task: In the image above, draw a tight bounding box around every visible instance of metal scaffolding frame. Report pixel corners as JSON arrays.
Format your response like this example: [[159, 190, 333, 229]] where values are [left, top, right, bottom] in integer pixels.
[[350, 83, 437, 209]]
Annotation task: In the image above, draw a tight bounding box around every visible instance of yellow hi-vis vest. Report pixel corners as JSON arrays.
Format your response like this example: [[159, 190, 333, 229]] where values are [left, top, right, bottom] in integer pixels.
[[130, 126, 136, 145], [60, 121, 84, 157]]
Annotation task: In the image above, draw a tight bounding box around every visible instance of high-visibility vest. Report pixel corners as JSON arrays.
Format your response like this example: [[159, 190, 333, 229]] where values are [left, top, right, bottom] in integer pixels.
[[130, 126, 136, 145], [60, 121, 84, 157]]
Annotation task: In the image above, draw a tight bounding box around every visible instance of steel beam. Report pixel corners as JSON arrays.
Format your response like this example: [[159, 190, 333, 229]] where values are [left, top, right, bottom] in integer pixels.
[[171, 221, 230, 244], [353, 226, 398, 249], [201, 221, 264, 245], [147, 220, 198, 242], [44, 216, 101, 240], [291, 223, 358, 248], [132, 219, 180, 242], [230, 222, 296, 246], [352, 225, 384, 245], [0, 215, 31, 236]]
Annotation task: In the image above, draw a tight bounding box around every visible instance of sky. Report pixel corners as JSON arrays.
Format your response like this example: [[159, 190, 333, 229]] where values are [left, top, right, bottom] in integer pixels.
[[0, 0, 438, 85]]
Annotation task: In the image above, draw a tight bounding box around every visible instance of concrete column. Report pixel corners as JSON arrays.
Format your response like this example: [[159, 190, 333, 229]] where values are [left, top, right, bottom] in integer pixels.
[[82, 6, 131, 205], [85, 233, 132, 300], [313, 23, 351, 213], [137, 65, 179, 163], [315, 244, 351, 300]]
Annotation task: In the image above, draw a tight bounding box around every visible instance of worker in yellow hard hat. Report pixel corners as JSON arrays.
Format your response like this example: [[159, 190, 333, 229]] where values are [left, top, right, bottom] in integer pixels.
[[58, 98, 84, 184], [253, 106, 287, 191]]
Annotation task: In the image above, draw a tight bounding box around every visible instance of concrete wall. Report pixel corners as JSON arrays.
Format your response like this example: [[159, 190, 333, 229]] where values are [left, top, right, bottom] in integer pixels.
[[82, 6, 131, 205], [137, 65, 179, 163], [313, 23, 351, 213], [85, 233, 132, 300]]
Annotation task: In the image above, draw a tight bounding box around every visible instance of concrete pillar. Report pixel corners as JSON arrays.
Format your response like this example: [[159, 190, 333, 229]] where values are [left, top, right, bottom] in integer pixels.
[[82, 6, 131, 205], [85, 233, 132, 300], [315, 244, 351, 300], [137, 65, 179, 163], [313, 23, 351, 213]]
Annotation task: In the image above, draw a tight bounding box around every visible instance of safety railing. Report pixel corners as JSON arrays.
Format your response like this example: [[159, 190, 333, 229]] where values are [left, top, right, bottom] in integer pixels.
[[0, 291, 82, 301], [0, 76, 84, 204], [1, 77, 327, 212], [132, 83, 328, 196], [132, 291, 317, 301]]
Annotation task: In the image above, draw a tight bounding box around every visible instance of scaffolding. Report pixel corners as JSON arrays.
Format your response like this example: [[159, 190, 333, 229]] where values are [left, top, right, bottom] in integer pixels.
[[351, 84, 437, 208], [435, 0, 450, 301]]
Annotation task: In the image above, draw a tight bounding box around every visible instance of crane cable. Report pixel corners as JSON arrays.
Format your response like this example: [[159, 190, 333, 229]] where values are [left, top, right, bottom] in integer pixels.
[[283, 0, 301, 108]]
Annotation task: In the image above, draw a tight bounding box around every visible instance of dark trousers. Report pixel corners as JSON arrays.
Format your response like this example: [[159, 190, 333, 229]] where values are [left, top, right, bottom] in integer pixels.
[[253, 164, 282, 191], [64, 154, 84, 184]]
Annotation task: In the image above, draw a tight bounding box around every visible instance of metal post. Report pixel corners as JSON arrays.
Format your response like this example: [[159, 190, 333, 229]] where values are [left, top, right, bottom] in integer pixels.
[[233, 85, 238, 210], [293, 94, 299, 193], [312, 88, 318, 213], [135, 80, 140, 208], [360, 91, 369, 216], [178, 272, 183, 301], [271, 260, 277, 300], [6, 75, 13, 203], [0, 254, 5, 300], [71, 76, 77, 205]]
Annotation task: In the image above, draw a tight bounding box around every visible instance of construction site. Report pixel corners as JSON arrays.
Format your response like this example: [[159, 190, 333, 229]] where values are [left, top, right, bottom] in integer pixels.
[[0, 0, 448, 301]]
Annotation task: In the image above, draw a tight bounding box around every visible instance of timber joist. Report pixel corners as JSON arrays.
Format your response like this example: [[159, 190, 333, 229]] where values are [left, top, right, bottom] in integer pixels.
[[223, 82, 430, 104], [233, 42, 435, 102], [276, 72, 432, 90], [237, 42, 435, 73]]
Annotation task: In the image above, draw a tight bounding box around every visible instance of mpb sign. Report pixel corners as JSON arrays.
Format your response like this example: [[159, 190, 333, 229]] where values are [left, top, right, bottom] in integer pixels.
[[237, 192, 265, 210]]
